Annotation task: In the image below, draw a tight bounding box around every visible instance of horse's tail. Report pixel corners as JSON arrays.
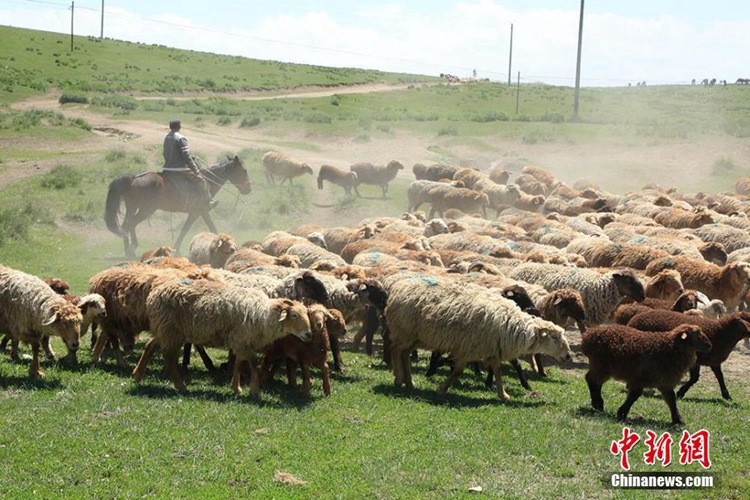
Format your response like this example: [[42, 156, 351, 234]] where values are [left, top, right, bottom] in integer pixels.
[[104, 174, 132, 237]]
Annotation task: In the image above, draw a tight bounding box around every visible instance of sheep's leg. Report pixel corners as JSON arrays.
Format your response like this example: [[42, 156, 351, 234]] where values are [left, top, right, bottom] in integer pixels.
[[300, 362, 312, 396], [676, 365, 701, 399], [41, 336, 56, 361], [320, 361, 331, 396], [358, 306, 378, 355], [488, 361, 510, 400], [381, 184, 387, 198], [438, 361, 466, 396], [329, 334, 344, 373], [195, 346, 216, 373], [585, 371, 605, 411], [9, 338, 20, 361], [91, 330, 110, 363], [616, 386, 644, 422], [425, 351, 443, 377], [659, 387, 684, 425], [181, 343, 192, 368], [249, 355, 262, 398], [381, 326, 392, 366], [0, 334, 9, 351], [533, 354, 547, 376], [132, 337, 158, 383], [484, 368, 494, 389], [353, 185, 362, 198], [710, 365, 732, 400], [509, 359, 531, 390], [29, 341, 44, 379], [285, 359, 298, 388], [231, 357, 247, 394], [391, 347, 404, 386], [401, 349, 414, 389], [164, 348, 188, 393]]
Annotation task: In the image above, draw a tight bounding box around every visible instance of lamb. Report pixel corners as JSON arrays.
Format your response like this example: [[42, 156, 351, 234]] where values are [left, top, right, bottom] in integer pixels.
[[262, 151, 314, 186], [261, 304, 346, 396], [582, 323, 710, 425], [386, 276, 572, 400], [134, 279, 311, 397], [613, 290, 700, 325], [40, 293, 108, 363], [644, 257, 750, 311], [350, 160, 404, 198], [508, 263, 646, 326], [187, 232, 238, 269], [0, 265, 82, 378], [317, 164, 358, 195], [627, 310, 750, 400]]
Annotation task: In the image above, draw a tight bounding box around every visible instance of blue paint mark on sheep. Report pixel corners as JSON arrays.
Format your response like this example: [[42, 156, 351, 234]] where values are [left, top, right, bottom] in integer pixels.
[[408, 276, 439, 286]]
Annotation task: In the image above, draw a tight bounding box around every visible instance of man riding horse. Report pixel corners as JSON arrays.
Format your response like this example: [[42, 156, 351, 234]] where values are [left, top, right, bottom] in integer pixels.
[[162, 119, 218, 212]]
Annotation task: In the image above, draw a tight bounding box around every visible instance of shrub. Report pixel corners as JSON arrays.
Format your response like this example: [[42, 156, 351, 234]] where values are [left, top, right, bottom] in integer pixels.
[[217, 116, 232, 126], [240, 117, 261, 128], [330, 94, 341, 106], [437, 126, 459, 136], [40, 165, 82, 190], [104, 149, 127, 162], [711, 157, 738, 176], [59, 94, 88, 104]]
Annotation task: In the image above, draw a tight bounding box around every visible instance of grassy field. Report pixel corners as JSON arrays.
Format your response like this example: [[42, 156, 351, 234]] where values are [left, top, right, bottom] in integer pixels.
[[1, 26, 750, 498]]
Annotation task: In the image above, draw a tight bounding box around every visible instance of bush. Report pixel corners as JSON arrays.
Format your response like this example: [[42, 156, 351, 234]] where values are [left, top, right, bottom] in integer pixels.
[[437, 126, 458, 136], [0, 203, 52, 246], [104, 149, 127, 162], [240, 116, 261, 128], [59, 94, 88, 104], [40, 165, 82, 190], [711, 157, 738, 176], [217, 116, 233, 126]]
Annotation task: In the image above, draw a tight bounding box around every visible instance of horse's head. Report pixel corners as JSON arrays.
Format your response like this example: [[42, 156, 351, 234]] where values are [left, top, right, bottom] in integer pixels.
[[225, 155, 252, 194]]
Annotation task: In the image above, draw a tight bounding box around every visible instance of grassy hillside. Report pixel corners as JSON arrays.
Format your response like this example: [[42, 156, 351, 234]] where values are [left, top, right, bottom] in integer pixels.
[[0, 25, 435, 102]]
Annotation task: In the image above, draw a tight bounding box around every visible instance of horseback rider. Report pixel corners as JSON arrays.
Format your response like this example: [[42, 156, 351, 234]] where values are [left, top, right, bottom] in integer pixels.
[[162, 119, 217, 211]]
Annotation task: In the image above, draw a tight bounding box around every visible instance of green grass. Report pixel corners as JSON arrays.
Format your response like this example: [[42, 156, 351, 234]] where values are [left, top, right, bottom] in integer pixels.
[[0, 343, 746, 497]]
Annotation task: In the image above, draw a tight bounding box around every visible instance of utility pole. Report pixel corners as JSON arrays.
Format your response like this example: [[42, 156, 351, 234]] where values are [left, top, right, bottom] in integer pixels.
[[573, 0, 585, 121], [507, 23, 513, 86], [100, 0, 104, 39], [515, 71, 520, 114], [70, 1, 74, 52]]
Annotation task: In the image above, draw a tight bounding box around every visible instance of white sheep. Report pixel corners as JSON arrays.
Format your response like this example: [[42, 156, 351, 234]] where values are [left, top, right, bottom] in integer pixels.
[[262, 151, 314, 185], [0, 265, 82, 378], [508, 263, 646, 326], [385, 276, 572, 400], [187, 232, 238, 269], [134, 279, 311, 397]]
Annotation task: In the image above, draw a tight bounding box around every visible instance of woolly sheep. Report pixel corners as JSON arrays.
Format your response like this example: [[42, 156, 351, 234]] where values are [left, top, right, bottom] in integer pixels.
[[262, 230, 327, 256], [582, 324, 710, 425], [0, 265, 82, 378], [286, 242, 347, 269], [140, 246, 175, 262], [613, 290, 700, 325], [262, 151, 313, 186], [644, 257, 750, 311], [350, 160, 404, 198], [508, 263, 645, 326], [627, 310, 750, 400], [644, 269, 685, 301], [134, 279, 311, 396], [386, 276, 572, 400], [317, 164, 358, 195], [412, 163, 461, 182], [224, 247, 301, 273], [188, 232, 237, 269]]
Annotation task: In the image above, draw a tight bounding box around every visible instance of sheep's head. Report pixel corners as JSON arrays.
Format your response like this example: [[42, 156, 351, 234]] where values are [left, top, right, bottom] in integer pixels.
[[532, 320, 572, 362], [672, 324, 711, 353], [294, 271, 329, 304], [212, 234, 238, 264], [277, 299, 312, 342], [725, 262, 750, 290], [500, 284, 535, 311], [550, 289, 587, 332], [44, 277, 70, 295], [645, 269, 684, 301], [78, 293, 107, 318], [325, 308, 347, 339], [352, 279, 388, 311], [672, 290, 699, 312], [275, 254, 301, 268], [612, 269, 646, 302], [42, 301, 82, 352], [699, 242, 727, 266], [425, 218, 449, 236], [387, 160, 404, 171], [306, 232, 327, 250]]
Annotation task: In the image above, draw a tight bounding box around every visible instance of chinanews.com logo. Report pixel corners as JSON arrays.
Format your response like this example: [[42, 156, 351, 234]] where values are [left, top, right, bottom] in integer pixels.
[[607, 427, 714, 489]]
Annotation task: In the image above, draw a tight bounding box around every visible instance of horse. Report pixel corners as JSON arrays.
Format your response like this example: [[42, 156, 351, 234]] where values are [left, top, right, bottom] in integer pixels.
[[105, 155, 252, 258]]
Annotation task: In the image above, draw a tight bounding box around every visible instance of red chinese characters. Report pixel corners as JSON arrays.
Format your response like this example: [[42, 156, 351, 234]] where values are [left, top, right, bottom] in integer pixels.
[[679, 429, 712, 469], [612, 428, 712, 470]]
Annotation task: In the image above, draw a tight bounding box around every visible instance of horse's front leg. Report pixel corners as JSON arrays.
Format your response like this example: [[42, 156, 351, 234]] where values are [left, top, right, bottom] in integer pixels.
[[201, 213, 218, 234], [173, 212, 201, 254]]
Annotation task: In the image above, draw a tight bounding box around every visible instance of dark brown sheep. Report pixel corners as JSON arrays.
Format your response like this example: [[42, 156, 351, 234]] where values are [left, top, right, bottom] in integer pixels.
[[627, 310, 750, 400], [317, 164, 358, 195], [613, 290, 700, 325], [582, 324, 711, 425], [413, 163, 460, 181]]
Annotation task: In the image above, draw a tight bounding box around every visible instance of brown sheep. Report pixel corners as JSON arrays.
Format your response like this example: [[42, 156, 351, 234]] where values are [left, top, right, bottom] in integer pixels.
[[644, 257, 750, 311], [429, 188, 489, 219], [735, 177, 750, 196], [224, 247, 301, 273], [627, 310, 750, 400], [582, 323, 710, 425], [413, 163, 461, 182], [350, 160, 404, 198], [644, 269, 685, 301], [140, 246, 175, 262], [488, 165, 511, 185], [317, 164, 358, 195], [613, 290, 700, 325]]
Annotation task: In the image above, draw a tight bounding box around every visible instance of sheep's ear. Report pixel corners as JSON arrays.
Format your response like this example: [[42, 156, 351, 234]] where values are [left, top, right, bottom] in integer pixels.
[[325, 310, 336, 321], [680, 331, 688, 340], [553, 296, 563, 305], [358, 283, 367, 292], [278, 309, 288, 322], [505, 290, 514, 297], [42, 310, 58, 326]]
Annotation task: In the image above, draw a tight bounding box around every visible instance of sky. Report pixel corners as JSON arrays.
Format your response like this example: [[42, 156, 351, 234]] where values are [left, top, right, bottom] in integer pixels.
[[2, 0, 749, 87]]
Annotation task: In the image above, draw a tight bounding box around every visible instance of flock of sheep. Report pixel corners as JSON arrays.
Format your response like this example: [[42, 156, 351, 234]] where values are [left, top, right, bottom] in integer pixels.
[[3, 154, 750, 426]]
